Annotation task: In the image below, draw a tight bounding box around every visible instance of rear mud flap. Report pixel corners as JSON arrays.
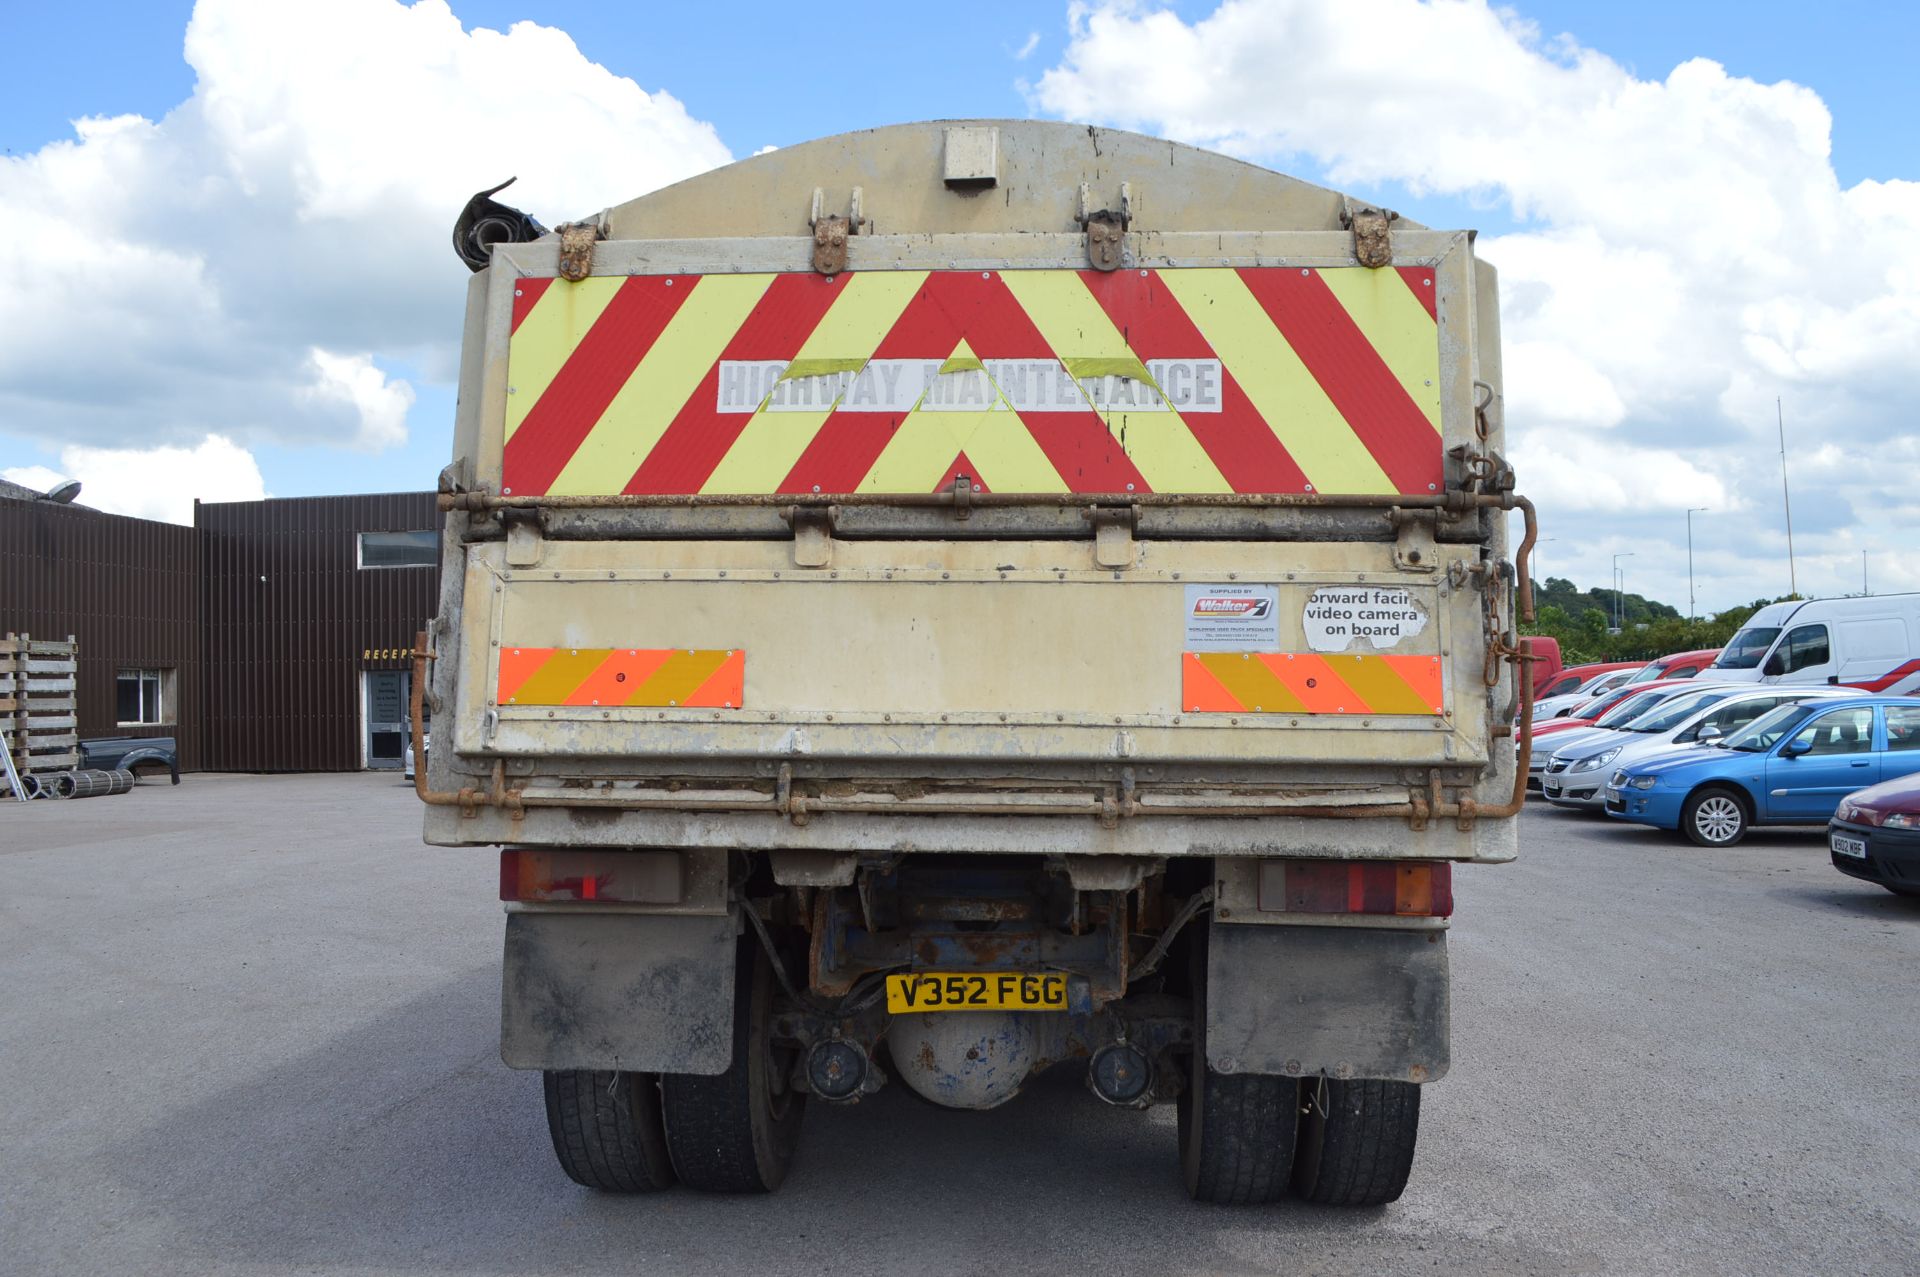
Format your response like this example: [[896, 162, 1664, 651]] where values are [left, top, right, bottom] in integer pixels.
[[502, 911, 736, 1075], [1205, 924, 1448, 1083]]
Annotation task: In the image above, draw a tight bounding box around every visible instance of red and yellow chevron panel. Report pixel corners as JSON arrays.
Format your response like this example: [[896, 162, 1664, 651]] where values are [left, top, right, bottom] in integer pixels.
[[498, 648, 744, 708], [1182, 652, 1445, 716], [501, 267, 1442, 498]]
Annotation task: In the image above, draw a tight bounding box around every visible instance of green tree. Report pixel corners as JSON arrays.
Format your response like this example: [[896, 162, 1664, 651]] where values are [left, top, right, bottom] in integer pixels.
[[1520, 585, 1800, 665]]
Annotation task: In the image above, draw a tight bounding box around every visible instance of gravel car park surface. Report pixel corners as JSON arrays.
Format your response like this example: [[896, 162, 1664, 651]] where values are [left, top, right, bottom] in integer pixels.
[[3, 775, 1916, 1276]]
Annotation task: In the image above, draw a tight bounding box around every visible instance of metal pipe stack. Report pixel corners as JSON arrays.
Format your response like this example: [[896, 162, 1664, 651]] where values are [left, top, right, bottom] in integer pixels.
[[37, 769, 135, 799]]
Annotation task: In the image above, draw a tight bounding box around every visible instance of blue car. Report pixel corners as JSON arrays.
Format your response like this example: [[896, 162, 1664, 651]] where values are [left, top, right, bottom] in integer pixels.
[[1604, 695, 1920, 846]]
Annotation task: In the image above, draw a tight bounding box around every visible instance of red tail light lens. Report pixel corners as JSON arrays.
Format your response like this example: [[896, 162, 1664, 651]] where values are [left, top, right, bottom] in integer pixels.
[[1257, 860, 1453, 918], [499, 849, 683, 904]]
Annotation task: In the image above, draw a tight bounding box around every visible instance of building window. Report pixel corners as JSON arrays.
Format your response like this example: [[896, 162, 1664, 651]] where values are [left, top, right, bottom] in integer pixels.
[[358, 530, 438, 568], [116, 668, 172, 726]]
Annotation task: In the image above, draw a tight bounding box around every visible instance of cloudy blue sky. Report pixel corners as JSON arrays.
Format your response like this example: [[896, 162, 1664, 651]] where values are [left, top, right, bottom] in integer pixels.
[[2, 0, 1915, 613]]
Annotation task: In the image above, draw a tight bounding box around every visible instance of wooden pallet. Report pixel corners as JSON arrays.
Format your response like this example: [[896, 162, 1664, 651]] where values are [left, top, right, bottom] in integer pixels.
[[1, 633, 79, 796]]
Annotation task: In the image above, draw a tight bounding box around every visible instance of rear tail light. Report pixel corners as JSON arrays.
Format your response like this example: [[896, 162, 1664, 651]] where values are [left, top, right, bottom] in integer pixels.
[[499, 849, 682, 904], [1256, 860, 1453, 918]]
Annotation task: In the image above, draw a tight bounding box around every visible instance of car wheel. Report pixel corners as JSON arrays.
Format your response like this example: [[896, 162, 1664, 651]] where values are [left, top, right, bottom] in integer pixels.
[[1682, 787, 1748, 847], [1884, 884, 1920, 899]]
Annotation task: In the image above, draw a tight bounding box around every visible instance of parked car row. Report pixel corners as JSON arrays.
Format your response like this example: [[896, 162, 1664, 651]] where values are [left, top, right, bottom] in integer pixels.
[[1530, 649, 1723, 723], [1529, 592, 1920, 722], [1523, 670, 1920, 898]]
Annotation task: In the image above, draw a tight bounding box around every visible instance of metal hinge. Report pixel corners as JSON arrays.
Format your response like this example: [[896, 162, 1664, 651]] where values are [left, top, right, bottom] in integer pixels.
[[1086, 505, 1138, 569], [504, 517, 545, 569], [784, 505, 836, 568], [554, 216, 606, 282], [1446, 443, 1516, 496], [1078, 181, 1131, 272], [1387, 506, 1439, 574], [809, 187, 866, 275], [1341, 199, 1398, 269]]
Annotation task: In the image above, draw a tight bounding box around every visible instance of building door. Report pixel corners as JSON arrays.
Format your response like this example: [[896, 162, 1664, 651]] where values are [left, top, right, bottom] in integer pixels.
[[365, 670, 410, 770]]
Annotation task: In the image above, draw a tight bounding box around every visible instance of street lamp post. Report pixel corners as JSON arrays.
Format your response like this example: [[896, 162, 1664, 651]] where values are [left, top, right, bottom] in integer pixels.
[[1611, 552, 1636, 633], [1686, 508, 1709, 621], [1535, 537, 1557, 594]]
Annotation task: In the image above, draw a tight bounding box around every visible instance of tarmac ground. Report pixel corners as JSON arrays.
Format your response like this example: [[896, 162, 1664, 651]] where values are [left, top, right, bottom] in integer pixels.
[[3, 773, 1916, 1275]]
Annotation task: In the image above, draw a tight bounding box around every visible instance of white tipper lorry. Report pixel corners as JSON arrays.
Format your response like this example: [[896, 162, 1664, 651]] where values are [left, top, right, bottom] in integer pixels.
[[419, 120, 1536, 1206]]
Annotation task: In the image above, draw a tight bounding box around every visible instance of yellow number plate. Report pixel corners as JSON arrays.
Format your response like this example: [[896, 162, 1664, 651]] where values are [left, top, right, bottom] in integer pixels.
[[885, 972, 1068, 1014]]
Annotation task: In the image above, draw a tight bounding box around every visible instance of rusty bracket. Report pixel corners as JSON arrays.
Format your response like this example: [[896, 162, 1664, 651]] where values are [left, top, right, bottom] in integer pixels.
[[1078, 181, 1131, 272], [950, 474, 976, 520], [1341, 199, 1399, 269], [1387, 506, 1439, 573], [1455, 795, 1478, 832], [784, 504, 836, 568], [554, 218, 604, 282], [1085, 505, 1138, 569], [1446, 443, 1516, 496], [809, 186, 866, 275]]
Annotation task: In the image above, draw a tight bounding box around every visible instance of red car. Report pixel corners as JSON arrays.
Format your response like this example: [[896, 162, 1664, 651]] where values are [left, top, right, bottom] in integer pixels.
[[1829, 773, 1920, 898], [1535, 678, 1703, 737], [1534, 660, 1643, 701], [1523, 637, 1563, 696], [1616, 648, 1722, 686]]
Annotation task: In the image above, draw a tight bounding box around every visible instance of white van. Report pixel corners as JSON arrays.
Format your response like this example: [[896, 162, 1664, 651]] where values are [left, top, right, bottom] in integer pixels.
[[1708, 594, 1920, 693]]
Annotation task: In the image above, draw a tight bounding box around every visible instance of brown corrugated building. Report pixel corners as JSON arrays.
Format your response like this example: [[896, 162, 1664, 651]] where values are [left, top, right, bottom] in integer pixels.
[[0, 481, 439, 772]]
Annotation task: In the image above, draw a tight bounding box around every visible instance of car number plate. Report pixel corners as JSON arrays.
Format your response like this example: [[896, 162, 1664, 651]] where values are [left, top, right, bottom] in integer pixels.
[[885, 972, 1067, 1014], [1830, 833, 1867, 859]]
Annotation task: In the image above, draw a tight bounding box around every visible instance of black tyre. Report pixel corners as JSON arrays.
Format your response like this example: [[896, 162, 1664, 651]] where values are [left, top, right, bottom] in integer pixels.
[[541, 1069, 676, 1193], [1176, 933, 1298, 1204], [661, 939, 806, 1193], [1885, 884, 1920, 899], [1682, 786, 1749, 847], [1291, 1076, 1421, 1207]]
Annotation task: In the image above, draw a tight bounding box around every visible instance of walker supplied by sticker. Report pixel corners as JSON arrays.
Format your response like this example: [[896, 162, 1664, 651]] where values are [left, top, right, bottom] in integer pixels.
[[1183, 585, 1280, 652]]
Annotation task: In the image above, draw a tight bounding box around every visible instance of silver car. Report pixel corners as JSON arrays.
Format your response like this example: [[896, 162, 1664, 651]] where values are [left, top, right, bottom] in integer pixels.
[[1532, 667, 1642, 721], [1541, 686, 1849, 809], [1526, 683, 1731, 794]]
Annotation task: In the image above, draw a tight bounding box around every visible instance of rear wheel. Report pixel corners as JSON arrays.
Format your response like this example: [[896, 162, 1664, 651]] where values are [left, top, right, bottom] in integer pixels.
[[1291, 1076, 1421, 1206], [661, 939, 806, 1193], [541, 1069, 676, 1193], [1176, 928, 1298, 1204], [1682, 787, 1749, 846]]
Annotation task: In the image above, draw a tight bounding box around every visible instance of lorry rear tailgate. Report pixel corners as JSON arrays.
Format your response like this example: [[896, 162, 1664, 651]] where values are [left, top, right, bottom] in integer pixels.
[[456, 535, 1487, 770]]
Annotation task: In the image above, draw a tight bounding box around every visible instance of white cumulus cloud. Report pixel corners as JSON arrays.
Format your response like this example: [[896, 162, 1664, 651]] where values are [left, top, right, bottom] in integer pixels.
[[0, 0, 730, 484], [299, 350, 415, 452], [1034, 0, 1920, 610], [4, 435, 267, 524]]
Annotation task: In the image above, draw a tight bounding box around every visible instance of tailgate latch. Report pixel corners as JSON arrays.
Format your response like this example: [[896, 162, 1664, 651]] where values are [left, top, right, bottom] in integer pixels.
[[1342, 199, 1398, 269], [809, 187, 866, 275], [1078, 182, 1132, 272], [1086, 505, 1138, 569], [784, 505, 836, 568]]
